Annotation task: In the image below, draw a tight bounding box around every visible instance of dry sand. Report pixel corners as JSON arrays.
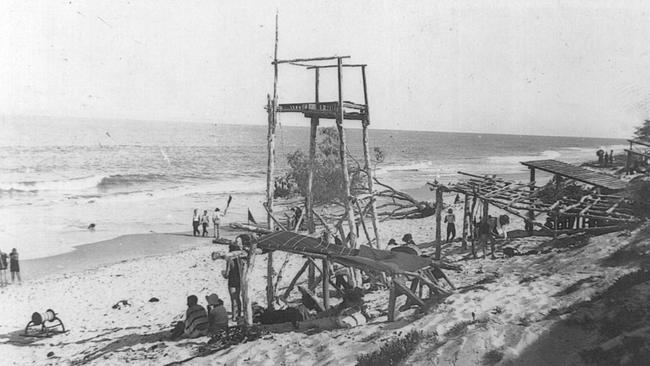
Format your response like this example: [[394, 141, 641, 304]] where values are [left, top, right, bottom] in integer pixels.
[[1, 211, 648, 365]]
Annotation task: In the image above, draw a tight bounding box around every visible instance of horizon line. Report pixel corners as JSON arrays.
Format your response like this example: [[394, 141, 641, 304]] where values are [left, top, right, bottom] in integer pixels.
[[2, 113, 630, 141]]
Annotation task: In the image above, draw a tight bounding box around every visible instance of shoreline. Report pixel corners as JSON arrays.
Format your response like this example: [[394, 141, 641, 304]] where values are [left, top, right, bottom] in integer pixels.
[[20, 231, 224, 281]]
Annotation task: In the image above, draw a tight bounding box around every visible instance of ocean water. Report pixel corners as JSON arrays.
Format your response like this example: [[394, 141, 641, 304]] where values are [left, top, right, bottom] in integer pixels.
[[0, 117, 625, 259]]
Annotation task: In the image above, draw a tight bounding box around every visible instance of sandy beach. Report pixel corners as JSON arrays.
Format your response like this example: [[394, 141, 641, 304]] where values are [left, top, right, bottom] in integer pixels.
[[1, 205, 649, 365]]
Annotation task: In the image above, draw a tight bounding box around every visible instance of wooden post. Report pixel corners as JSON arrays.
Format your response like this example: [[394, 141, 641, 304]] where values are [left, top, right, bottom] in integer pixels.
[[527, 167, 535, 236], [335, 57, 357, 250], [434, 187, 443, 260], [470, 192, 478, 257], [461, 193, 470, 250], [361, 65, 381, 249], [242, 240, 258, 327], [281, 260, 310, 301], [307, 68, 320, 235], [355, 200, 372, 244], [387, 278, 397, 322], [307, 69, 320, 290], [322, 258, 330, 309], [265, 13, 280, 311]]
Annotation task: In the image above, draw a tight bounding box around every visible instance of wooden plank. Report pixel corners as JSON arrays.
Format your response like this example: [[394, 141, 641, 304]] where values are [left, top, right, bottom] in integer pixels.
[[387, 279, 397, 322], [394, 278, 426, 308], [628, 139, 650, 149], [281, 260, 311, 301], [306, 63, 367, 69], [336, 57, 358, 253], [520, 159, 626, 191], [361, 64, 381, 249], [625, 148, 650, 160], [273, 55, 351, 65], [435, 187, 443, 259], [322, 258, 330, 309]]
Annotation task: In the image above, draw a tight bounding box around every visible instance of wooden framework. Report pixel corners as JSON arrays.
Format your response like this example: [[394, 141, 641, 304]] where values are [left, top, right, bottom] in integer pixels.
[[436, 172, 638, 243], [521, 159, 627, 192], [258, 240, 453, 323], [263, 19, 380, 308]]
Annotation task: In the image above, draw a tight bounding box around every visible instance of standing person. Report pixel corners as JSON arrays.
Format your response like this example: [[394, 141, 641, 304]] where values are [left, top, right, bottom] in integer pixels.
[[610, 150, 614, 165], [444, 208, 456, 242], [223, 235, 246, 321], [0, 250, 8, 286], [9, 248, 21, 284], [201, 210, 210, 237], [213, 208, 223, 239], [192, 209, 200, 237]]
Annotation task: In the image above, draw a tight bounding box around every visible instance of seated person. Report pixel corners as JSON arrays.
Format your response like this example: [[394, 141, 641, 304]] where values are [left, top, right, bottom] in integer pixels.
[[205, 293, 229, 334], [184, 295, 209, 338], [390, 234, 421, 256]]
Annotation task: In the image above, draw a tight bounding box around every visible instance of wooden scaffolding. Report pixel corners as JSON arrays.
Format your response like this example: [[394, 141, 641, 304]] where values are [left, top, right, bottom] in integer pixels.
[[263, 17, 380, 311], [436, 172, 638, 247]]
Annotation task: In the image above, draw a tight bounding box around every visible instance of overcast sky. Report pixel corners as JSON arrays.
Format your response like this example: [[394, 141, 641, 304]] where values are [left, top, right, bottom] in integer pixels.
[[2, 0, 650, 138]]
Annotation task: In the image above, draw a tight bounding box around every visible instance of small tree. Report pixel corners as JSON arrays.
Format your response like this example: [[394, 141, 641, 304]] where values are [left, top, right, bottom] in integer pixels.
[[278, 127, 368, 205], [634, 119, 650, 141]]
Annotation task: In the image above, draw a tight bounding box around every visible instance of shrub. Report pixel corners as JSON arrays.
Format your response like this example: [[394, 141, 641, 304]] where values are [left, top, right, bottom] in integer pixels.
[[356, 330, 423, 366], [626, 176, 650, 218], [276, 127, 384, 204]]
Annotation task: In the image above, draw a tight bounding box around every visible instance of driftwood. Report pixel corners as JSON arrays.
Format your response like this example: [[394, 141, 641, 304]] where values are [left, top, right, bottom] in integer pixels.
[[229, 223, 272, 234], [374, 178, 436, 221]]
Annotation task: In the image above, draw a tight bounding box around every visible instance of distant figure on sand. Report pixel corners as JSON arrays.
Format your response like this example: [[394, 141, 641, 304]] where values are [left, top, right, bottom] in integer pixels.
[[444, 208, 456, 242], [454, 194, 461, 204], [192, 209, 200, 236], [10, 248, 21, 283], [213, 208, 224, 239], [0, 250, 8, 286], [477, 218, 495, 259], [596, 149, 604, 165], [610, 150, 614, 165], [201, 210, 210, 237]]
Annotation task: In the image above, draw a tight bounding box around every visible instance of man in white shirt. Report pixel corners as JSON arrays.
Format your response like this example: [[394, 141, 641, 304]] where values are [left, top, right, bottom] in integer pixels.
[[444, 208, 456, 242], [213, 208, 224, 239]]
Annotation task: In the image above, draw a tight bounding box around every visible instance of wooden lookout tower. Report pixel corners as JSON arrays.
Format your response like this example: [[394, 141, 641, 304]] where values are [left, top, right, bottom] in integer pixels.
[[265, 54, 381, 251]]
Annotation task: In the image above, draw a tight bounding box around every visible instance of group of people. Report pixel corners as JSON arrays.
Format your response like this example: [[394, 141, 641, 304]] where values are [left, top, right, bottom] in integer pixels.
[[0, 248, 20, 286], [192, 208, 226, 238], [596, 149, 615, 167], [171, 293, 229, 339], [170, 234, 251, 340]]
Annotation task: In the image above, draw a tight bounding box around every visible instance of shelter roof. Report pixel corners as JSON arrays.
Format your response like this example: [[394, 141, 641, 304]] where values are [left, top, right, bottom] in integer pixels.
[[255, 231, 432, 274], [521, 159, 627, 191]]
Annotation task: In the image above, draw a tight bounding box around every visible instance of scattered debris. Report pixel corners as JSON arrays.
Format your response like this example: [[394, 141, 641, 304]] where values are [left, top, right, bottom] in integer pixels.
[[112, 300, 130, 310]]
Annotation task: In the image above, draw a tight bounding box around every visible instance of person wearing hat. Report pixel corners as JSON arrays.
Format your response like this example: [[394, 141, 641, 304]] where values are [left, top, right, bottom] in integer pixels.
[[401, 233, 415, 245], [205, 293, 228, 334], [387, 238, 397, 247], [444, 208, 456, 243]]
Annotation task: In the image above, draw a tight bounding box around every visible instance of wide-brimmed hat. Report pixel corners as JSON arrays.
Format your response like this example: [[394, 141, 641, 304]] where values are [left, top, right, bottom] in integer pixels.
[[206, 293, 221, 305]]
